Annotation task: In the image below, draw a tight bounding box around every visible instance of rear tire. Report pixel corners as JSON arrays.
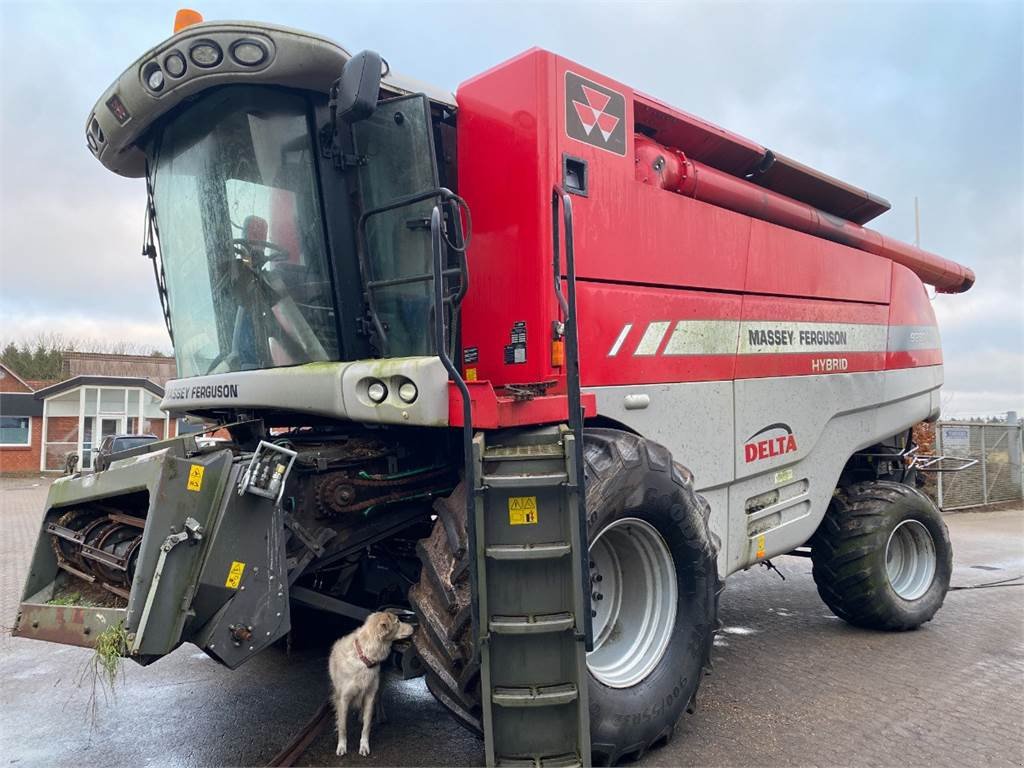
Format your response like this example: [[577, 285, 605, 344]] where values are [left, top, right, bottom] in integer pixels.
[[409, 429, 721, 765], [811, 480, 952, 630]]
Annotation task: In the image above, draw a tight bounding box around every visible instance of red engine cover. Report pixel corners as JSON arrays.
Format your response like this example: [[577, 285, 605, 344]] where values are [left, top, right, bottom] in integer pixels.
[[456, 50, 946, 402]]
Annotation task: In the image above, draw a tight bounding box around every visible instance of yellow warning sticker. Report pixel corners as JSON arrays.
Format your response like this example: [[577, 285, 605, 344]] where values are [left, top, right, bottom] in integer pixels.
[[756, 534, 766, 559], [225, 561, 246, 589], [465, 367, 478, 382], [508, 496, 538, 525], [187, 464, 205, 492], [774, 468, 794, 485]]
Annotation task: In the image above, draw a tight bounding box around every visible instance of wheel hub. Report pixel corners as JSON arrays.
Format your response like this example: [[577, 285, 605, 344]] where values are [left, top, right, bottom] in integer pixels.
[[586, 518, 677, 688], [885, 519, 937, 600]]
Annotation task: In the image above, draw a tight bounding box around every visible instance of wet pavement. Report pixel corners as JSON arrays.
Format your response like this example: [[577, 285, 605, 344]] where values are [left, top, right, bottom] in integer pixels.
[[1, 477, 1022, 767]]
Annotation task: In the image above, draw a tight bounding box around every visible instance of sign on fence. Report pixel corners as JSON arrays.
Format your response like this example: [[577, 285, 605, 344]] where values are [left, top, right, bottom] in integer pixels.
[[934, 417, 1023, 510], [940, 426, 971, 457]]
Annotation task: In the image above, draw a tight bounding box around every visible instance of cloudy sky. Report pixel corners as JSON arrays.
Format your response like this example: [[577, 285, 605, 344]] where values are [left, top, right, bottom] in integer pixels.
[[0, 0, 1020, 416]]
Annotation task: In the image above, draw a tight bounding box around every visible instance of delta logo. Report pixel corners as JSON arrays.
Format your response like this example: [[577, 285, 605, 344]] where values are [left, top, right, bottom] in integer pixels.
[[744, 423, 798, 463]]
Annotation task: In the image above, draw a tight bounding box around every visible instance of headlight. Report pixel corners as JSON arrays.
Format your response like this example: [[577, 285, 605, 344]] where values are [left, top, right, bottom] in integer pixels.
[[189, 40, 223, 68], [142, 62, 164, 92], [367, 381, 387, 403], [398, 382, 418, 403], [164, 51, 187, 78], [231, 40, 268, 66]]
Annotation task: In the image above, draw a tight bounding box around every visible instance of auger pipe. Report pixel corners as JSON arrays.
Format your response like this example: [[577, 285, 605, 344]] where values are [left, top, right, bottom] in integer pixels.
[[635, 135, 975, 293]]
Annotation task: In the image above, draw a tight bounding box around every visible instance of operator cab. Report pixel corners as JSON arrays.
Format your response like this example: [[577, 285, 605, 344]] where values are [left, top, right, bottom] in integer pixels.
[[87, 21, 463, 408]]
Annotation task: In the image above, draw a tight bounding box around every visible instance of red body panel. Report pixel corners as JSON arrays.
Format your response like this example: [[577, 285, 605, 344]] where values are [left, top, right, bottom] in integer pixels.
[[455, 50, 948, 426], [457, 50, 560, 389], [886, 264, 944, 370], [447, 382, 596, 429]]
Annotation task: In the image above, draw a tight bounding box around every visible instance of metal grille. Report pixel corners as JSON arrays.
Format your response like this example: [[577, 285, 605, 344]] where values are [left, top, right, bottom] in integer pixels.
[[933, 420, 1023, 510]]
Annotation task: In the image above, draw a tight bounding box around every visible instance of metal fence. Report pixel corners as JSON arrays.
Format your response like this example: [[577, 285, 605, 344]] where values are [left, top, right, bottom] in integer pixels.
[[933, 417, 1024, 510]]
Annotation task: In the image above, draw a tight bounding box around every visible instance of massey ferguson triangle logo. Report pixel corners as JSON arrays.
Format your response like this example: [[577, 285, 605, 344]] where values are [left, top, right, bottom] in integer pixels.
[[744, 423, 799, 463], [565, 71, 626, 156], [573, 85, 619, 140]]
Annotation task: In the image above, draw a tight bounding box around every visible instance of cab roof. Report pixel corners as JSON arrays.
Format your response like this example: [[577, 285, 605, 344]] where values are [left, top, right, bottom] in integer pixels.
[[87, 20, 455, 178]]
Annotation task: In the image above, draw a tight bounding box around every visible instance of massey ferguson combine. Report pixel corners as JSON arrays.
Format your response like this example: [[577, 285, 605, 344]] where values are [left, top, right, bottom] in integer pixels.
[[14, 11, 975, 766]]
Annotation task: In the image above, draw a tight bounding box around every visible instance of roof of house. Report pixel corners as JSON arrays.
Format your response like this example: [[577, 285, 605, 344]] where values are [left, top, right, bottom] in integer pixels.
[[0, 362, 34, 392], [62, 352, 177, 386], [33, 375, 165, 399]]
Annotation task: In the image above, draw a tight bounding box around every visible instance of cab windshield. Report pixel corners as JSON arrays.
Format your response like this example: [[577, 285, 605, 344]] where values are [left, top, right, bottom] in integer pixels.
[[152, 87, 337, 378]]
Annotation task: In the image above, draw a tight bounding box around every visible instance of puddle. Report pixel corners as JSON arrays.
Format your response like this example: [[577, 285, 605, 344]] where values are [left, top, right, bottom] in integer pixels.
[[720, 626, 758, 636]]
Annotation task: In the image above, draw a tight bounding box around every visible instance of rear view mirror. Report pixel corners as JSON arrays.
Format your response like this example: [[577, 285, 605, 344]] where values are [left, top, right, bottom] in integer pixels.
[[335, 50, 383, 123]]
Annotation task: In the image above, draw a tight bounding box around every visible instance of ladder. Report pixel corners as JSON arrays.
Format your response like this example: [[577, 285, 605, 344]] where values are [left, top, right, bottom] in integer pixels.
[[474, 426, 591, 767], [428, 187, 591, 765]]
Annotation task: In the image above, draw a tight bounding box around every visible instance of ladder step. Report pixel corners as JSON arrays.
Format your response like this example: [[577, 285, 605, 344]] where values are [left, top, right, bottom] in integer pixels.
[[486, 542, 571, 560], [482, 472, 567, 488], [490, 612, 575, 634], [496, 754, 582, 768], [492, 683, 578, 708], [484, 443, 564, 461]]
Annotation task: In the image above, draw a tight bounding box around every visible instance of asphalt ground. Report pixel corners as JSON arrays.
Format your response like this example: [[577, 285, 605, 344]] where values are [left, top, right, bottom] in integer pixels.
[[1, 476, 1022, 767]]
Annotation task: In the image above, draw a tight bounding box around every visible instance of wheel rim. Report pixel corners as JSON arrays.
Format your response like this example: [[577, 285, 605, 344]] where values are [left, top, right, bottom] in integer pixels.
[[586, 518, 677, 688], [885, 519, 937, 600]]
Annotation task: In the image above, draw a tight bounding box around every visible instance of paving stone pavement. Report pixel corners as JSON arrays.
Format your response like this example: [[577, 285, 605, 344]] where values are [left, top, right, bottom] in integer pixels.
[[1, 476, 1022, 767]]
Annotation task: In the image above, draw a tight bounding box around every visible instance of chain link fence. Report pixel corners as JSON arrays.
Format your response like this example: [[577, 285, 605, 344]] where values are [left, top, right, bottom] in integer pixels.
[[932, 417, 1023, 510]]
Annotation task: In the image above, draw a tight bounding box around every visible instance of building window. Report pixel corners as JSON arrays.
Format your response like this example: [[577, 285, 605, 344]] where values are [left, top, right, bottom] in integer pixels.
[[0, 416, 31, 446]]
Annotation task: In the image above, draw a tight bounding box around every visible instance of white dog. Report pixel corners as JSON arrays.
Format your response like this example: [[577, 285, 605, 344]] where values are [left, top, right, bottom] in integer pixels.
[[328, 611, 414, 757]]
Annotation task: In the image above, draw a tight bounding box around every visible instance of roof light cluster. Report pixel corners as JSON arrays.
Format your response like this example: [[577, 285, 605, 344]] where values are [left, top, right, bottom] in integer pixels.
[[139, 33, 273, 96]]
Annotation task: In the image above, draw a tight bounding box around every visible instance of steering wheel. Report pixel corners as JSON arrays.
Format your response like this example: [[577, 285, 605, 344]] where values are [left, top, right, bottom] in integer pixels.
[[230, 237, 291, 267]]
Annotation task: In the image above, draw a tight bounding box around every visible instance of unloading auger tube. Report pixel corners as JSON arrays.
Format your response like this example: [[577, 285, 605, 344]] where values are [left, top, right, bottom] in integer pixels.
[[634, 134, 974, 293]]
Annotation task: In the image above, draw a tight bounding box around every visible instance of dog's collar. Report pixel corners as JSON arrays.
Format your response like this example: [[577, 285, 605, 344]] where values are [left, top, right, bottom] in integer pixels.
[[354, 638, 378, 669]]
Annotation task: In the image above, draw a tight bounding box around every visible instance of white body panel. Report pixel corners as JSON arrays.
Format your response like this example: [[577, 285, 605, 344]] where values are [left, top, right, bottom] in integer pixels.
[[589, 364, 942, 577], [162, 357, 450, 427]]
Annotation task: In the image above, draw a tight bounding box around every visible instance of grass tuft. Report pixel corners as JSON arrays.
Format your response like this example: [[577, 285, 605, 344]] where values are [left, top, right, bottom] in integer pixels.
[[47, 591, 82, 606], [92, 620, 129, 689]]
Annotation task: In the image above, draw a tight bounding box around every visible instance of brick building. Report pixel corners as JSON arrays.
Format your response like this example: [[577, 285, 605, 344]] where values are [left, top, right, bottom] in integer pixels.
[[0, 353, 180, 475]]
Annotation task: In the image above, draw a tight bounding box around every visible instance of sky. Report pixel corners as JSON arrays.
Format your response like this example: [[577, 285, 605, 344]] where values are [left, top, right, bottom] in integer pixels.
[[0, 0, 1021, 417]]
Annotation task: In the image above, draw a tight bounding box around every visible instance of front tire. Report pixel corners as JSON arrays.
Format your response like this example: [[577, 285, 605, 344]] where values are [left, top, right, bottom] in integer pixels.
[[583, 430, 721, 765], [811, 480, 952, 630]]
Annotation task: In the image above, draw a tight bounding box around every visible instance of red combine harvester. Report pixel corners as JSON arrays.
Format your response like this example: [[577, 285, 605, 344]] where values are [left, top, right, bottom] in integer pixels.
[[14, 13, 974, 766]]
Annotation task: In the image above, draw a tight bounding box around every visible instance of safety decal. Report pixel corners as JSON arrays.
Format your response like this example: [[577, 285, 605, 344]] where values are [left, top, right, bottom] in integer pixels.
[[187, 464, 205, 492], [755, 535, 766, 559], [504, 321, 527, 365], [508, 496, 539, 525], [565, 71, 627, 156], [225, 561, 246, 589], [774, 468, 795, 485]]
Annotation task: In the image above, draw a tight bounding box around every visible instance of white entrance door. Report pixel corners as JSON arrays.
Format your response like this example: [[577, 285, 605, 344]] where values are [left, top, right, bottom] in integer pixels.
[[99, 416, 123, 442]]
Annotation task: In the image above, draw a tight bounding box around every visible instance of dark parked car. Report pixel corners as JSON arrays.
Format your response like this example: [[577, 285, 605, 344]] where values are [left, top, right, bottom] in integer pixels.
[[93, 433, 159, 471]]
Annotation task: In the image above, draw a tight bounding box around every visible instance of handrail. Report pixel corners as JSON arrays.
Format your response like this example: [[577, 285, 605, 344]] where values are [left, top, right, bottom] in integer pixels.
[[358, 186, 471, 356], [552, 185, 593, 651], [430, 202, 480, 662]]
